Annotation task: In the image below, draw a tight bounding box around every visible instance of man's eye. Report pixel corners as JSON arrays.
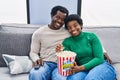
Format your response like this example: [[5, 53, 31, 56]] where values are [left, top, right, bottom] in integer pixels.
[[56, 16, 60, 19]]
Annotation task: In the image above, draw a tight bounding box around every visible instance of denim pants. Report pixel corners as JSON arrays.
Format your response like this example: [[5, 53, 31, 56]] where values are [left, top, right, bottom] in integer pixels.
[[52, 61, 116, 80], [29, 61, 57, 80]]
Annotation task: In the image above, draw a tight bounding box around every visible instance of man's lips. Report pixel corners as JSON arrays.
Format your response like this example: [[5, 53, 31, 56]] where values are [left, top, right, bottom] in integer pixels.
[[56, 23, 60, 27], [55, 22, 61, 28]]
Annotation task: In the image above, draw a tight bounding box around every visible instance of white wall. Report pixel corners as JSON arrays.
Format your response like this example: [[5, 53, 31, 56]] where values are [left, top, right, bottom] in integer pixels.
[[1, 0, 120, 26], [0, 0, 27, 24], [81, 0, 120, 26], [29, 0, 78, 25]]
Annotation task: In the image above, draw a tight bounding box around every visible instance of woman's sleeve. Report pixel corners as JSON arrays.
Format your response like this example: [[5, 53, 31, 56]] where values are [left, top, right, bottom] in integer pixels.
[[84, 33, 104, 70]]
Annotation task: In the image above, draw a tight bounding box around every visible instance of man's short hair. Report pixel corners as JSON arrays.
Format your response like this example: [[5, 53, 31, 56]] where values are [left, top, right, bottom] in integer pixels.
[[51, 5, 69, 17]]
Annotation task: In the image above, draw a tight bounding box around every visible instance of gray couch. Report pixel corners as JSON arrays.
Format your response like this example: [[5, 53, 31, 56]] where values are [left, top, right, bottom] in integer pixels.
[[0, 24, 40, 80], [0, 24, 120, 80]]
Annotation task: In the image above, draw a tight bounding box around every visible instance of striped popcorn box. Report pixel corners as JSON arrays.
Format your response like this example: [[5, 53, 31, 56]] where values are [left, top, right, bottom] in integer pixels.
[[57, 51, 76, 76]]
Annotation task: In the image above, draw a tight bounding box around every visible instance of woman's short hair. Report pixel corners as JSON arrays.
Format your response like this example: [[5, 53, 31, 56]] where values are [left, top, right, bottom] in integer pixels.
[[64, 14, 83, 29]]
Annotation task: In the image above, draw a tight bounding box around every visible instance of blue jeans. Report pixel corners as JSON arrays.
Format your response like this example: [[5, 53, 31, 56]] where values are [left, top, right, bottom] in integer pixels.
[[52, 61, 116, 80], [29, 61, 57, 80]]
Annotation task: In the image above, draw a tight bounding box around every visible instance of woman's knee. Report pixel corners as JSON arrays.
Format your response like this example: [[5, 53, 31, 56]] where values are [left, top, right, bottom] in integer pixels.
[[67, 71, 87, 80], [52, 68, 66, 80], [85, 61, 116, 80]]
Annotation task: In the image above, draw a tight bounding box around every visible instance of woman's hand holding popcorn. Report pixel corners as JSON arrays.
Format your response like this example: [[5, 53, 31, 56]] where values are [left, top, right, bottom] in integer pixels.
[[56, 44, 64, 52]]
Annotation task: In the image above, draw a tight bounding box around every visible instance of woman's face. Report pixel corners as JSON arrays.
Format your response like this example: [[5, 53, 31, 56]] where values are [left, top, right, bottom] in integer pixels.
[[67, 20, 82, 36]]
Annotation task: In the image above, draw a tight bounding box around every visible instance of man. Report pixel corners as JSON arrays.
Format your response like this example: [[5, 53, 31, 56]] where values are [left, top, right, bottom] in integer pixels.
[[29, 5, 112, 80], [29, 5, 70, 80]]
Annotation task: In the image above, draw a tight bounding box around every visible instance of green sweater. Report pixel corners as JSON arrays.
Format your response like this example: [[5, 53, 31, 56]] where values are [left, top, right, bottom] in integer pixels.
[[62, 32, 104, 70]]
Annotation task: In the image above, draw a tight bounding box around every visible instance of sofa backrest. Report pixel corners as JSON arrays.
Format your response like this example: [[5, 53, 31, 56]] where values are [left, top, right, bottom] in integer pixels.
[[83, 27, 120, 64], [0, 24, 41, 67], [0, 25, 120, 66]]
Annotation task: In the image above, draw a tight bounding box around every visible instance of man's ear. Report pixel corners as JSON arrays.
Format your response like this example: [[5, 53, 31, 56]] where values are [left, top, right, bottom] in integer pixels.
[[51, 14, 54, 17], [51, 15, 52, 18]]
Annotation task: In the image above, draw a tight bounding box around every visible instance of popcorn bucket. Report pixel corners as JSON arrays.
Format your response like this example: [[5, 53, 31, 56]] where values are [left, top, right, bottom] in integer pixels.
[[56, 51, 76, 76]]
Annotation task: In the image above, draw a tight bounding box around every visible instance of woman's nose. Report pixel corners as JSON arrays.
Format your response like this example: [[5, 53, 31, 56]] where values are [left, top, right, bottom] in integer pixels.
[[71, 27, 75, 31]]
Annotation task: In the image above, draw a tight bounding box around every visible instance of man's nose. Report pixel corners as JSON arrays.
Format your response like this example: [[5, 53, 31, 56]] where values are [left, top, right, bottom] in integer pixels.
[[58, 19, 62, 23]]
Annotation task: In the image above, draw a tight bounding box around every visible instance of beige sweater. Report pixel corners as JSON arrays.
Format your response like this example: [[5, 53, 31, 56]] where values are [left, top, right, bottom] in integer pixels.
[[29, 25, 70, 62]]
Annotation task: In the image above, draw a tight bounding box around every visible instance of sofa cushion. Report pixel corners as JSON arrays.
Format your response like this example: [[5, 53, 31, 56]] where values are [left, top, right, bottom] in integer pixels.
[[113, 63, 120, 80], [83, 27, 120, 63], [0, 23, 40, 33], [0, 67, 29, 80], [2, 54, 32, 74], [0, 24, 41, 67], [0, 32, 32, 67]]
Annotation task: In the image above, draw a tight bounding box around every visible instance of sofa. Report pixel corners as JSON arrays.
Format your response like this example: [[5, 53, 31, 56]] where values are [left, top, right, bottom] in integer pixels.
[[0, 24, 120, 80], [0, 24, 40, 80]]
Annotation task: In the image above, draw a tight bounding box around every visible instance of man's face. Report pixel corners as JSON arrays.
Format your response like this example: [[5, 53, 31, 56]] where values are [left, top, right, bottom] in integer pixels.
[[51, 10, 67, 30]]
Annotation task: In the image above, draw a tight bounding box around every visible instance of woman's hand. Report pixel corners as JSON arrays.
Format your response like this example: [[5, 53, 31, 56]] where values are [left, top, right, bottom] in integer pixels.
[[69, 62, 85, 75], [56, 44, 64, 52]]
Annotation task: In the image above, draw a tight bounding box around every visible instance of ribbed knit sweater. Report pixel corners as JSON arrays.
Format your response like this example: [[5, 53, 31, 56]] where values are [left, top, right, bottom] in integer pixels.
[[62, 32, 104, 70], [29, 25, 70, 62]]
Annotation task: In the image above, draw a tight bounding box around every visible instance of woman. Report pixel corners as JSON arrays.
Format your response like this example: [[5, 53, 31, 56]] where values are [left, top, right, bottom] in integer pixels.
[[55, 14, 116, 80]]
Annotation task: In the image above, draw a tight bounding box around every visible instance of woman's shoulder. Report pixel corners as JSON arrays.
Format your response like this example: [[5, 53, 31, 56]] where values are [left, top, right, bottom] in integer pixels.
[[63, 36, 74, 44], [83, 31, 99, 41], [82, 31, 97, 36]]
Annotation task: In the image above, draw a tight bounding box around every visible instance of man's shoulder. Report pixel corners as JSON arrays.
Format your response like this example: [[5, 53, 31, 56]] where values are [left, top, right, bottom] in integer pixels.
[[35, 25, 48, 32], [32, 25, 48, 37]]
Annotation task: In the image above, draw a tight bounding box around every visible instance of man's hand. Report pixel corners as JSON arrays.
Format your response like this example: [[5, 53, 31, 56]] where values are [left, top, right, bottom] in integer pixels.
[[32, 58, 44, 67], [104, 52, 112, 64]]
